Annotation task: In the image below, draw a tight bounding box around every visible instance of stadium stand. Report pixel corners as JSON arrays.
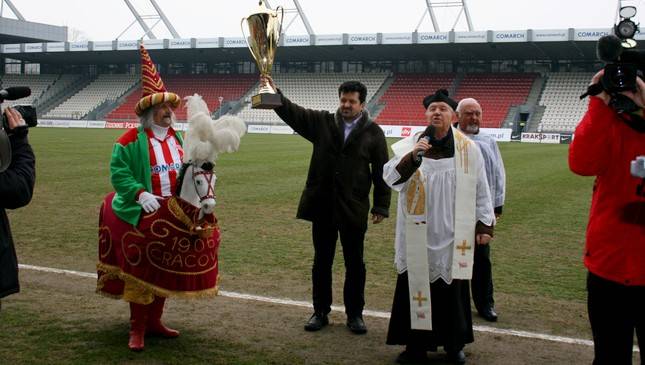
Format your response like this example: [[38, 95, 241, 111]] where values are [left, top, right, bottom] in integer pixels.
[[36, 74, 85, 107], [452, 73, 537, 128], [537, 72, 594, 133], [234, 73, 388, 125], [2, 71, 593, 133], [105, 74, 257, 122], [43, 74, 138, 120], [375, 73, 455, 125]]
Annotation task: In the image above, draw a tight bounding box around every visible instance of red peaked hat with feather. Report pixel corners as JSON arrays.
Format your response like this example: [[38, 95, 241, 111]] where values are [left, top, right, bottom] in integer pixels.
[[135, 44, 180, 116]]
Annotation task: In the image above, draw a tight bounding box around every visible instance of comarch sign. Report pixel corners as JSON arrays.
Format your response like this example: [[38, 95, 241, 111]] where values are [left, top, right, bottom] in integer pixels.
[[574, 28, 611, 41], [117, 40, 138, 50], [169, 38, 192, 49], [493, 31, 527, 43], [348, 34, 377, 45], [223, 37, 247, 48], [417, 32, 449, 44], [284, 35, 310, 46], [69, 42, 89, 52]]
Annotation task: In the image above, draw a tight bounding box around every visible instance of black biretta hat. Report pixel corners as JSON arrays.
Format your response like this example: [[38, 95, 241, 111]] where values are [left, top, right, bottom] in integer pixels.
[[422, 89, 458, 110]]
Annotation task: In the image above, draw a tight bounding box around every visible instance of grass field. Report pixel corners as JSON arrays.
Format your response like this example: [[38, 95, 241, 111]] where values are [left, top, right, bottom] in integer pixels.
[[1, 128, 621, 364]]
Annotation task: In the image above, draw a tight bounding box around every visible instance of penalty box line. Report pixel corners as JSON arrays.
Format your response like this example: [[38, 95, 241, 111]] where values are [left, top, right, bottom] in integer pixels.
[[18, 263, 639, 353]]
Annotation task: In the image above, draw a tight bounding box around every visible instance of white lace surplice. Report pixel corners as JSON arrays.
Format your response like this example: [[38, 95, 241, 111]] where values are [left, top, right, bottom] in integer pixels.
[[383, 153, 494, 284]]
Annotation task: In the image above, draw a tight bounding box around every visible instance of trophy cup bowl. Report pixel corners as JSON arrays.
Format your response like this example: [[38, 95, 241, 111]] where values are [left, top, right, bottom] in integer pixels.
[[241, 1, 284, 109]]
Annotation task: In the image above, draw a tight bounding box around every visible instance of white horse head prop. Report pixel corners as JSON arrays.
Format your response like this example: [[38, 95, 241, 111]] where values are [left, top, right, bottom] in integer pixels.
[[178, 94, 246, 218]]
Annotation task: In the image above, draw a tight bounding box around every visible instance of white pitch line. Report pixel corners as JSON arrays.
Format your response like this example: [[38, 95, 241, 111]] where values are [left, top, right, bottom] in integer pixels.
[[17, 263, 640, 353]]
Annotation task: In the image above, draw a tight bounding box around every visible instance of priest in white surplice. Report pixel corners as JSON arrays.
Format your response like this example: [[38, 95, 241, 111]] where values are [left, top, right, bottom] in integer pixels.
[[384, 89, 495, 365]]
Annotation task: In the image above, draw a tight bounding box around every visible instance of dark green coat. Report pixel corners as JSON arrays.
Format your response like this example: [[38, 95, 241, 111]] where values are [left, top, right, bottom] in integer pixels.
[[274, 93, 391, 230]]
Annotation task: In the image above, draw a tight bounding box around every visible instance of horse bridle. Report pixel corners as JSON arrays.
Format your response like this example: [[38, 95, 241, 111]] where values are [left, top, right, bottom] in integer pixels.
[[191, 163, 216, 203], [177, 161, 216, 203]]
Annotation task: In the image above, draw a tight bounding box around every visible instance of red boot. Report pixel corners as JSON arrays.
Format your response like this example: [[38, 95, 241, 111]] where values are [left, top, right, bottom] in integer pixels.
[[147, 296, 180, 338], [128, 302, 147, 351]]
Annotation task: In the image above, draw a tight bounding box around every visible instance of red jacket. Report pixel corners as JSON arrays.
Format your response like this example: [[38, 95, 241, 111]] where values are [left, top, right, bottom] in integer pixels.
[[569, 97, 645, 286]]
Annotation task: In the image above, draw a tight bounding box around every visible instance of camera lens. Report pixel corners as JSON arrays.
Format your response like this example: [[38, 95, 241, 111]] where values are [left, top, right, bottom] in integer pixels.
[[617, 20, 637, 39]]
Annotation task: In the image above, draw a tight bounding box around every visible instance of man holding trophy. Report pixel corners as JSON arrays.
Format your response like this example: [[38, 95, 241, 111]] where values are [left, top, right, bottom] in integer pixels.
[[242, 1, 391, 335], [264, 74, 391, 334]]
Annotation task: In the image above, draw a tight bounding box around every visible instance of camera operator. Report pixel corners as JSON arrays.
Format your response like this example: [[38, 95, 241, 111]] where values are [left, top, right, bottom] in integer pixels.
[[0, 107, 36, 310], [569, 69, 644, 364]]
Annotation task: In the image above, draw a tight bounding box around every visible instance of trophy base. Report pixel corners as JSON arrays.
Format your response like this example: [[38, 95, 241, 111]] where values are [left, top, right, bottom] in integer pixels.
[[251, 93, 282, 109]]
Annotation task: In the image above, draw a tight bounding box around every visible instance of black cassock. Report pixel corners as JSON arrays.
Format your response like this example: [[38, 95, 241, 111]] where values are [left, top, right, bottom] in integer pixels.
[[386, 271, 474, 351]]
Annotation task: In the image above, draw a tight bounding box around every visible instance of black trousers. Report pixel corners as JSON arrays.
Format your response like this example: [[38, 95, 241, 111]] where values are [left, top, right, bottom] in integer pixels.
[[471, 243, 494, 313], [311, 219, 367, 318], [587, 272, 644, 365]]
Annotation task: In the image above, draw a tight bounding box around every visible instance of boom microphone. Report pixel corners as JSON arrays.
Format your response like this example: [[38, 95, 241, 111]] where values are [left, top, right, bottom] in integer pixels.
[[597, 35, 624, 62], [0, 86, 31, 101]]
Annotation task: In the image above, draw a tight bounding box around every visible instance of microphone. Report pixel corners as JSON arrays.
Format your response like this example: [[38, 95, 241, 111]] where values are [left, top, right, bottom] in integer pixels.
[[416, 136, 431, 159], [0, 87, 31, 101], [416, 125, 435, 160], [597, 35, 623, 62]]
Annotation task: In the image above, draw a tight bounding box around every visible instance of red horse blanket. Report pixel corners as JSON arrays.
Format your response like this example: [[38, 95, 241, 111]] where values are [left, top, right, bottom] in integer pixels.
[[97, 192, 220, 304]]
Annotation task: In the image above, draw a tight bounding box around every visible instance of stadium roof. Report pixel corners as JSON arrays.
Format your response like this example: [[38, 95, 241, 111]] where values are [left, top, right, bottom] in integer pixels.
[[0, 17, 67, 44]]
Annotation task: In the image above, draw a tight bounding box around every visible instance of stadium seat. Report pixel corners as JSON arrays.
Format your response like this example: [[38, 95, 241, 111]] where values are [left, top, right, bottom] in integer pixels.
[[537, 72, 593, 133], [234, 73, 388, 125], [105, 74, 257, 123]]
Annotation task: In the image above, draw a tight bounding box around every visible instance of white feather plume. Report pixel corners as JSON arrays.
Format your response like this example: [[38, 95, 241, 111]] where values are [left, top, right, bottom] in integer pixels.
[[183, 94, 246, 163]]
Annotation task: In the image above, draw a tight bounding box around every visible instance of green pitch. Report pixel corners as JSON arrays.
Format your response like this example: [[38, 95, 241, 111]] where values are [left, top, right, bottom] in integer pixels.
[[2, 128, 598, 363]]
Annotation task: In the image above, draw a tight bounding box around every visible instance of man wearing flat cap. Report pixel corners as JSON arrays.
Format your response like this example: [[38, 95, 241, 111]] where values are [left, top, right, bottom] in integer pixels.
[[383, 89, 495, 364]]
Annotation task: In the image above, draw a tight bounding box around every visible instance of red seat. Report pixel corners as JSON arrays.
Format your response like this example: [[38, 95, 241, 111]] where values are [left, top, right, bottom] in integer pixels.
[[105, 74, 257, 122]]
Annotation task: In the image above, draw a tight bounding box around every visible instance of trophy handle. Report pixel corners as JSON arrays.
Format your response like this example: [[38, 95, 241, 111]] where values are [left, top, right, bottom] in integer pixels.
[[275, 6, 285, 44], [240, 17, 255, 60]]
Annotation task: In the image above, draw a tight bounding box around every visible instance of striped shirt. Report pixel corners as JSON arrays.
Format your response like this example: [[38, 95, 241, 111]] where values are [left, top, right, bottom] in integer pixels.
[[146, 128, 183, 197]]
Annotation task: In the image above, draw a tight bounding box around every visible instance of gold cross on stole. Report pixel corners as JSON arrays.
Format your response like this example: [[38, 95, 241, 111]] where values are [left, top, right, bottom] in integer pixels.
[[457, 240, 471, 256], [412, 291, 428, 307]]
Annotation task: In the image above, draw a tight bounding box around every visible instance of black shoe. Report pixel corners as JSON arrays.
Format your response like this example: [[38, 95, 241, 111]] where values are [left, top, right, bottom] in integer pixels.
[[346, 316, 367, 334], [446, 349, 466, 364], [478, 307, 498, 322], [395, 349, 428, 364], [304, 312, 328, 331]]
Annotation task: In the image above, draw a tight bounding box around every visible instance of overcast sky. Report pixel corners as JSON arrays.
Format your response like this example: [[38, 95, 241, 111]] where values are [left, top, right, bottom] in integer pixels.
[[0, 0, 638, 41]]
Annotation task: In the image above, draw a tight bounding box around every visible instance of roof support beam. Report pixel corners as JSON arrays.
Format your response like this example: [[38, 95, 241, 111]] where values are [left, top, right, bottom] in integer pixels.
[[149, 0, 181, 39], [420, 0, 474, 32], [123, 0, 157, 39], [120, 0, 182, 40], [2, 0, 26, 21], [265, 0, 315, 36]]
